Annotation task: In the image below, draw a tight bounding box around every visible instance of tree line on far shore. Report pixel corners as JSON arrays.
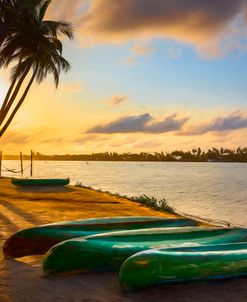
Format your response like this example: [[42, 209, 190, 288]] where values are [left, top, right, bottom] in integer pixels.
[[3, 147, 247, 162]]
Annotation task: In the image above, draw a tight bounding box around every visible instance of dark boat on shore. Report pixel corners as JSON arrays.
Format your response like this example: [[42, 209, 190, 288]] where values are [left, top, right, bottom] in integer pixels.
[[3, 216, 199, 258], [11, 178, 70, 187]]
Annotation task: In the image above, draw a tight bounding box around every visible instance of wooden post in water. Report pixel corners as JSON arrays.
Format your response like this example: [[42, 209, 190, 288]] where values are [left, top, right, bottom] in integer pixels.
[[0, 151, 2, 177], [20, 152, 23, 175], [30, 150, 33, 177]]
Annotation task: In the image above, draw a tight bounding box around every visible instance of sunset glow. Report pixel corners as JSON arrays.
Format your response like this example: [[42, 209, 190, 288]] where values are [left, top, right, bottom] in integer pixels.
[[1, 0, 247, 154]]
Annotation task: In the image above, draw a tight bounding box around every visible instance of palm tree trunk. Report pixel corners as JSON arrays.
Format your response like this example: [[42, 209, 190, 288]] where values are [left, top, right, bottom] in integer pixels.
[[0, 65, 31, 126], [0, 60, 22, 113], [0, 67, 38, 138], [0, 74, 18, 117]]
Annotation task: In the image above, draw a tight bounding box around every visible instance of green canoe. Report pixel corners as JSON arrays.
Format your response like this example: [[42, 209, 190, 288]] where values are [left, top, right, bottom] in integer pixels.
[[119, 242, 247, 292], [3, 216, 199, 258], [42, 227, 247, 275], [11, 178, 70, 186]]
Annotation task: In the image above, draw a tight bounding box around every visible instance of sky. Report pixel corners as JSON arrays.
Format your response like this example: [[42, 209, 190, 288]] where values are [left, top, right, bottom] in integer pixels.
[[1, 0, 247, 154]]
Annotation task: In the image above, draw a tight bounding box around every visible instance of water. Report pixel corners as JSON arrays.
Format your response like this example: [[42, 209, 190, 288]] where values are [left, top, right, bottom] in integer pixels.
[[2, 160, 247, 226]]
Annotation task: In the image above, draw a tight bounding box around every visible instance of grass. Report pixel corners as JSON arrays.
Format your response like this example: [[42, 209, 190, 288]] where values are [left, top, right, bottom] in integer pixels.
[[74, 182, 176, 214], [131, 194, 176, 214]]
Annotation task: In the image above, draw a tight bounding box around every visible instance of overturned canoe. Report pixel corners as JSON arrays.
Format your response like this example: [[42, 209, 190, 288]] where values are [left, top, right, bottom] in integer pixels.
[[3, 216, 199, 258], [42, 227, 247, 275], [11, 178, 70, 187], [119, 242, 247, 292]]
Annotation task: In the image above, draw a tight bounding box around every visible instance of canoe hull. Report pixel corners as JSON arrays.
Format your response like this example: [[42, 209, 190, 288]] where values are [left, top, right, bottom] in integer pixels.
[[119, 243, 247, 292], [3, 216, 199, 258], [11, 178, 70, 186], [42, 227, 247, 275]]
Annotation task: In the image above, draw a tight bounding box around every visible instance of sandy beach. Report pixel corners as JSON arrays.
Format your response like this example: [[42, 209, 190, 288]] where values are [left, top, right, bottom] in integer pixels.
[[0, 177, 246, 302]]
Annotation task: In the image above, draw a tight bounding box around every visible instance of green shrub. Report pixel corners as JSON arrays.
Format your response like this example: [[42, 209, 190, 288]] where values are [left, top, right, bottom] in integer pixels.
[[74, 183, 175, 214], [132, 194, 176, 214]]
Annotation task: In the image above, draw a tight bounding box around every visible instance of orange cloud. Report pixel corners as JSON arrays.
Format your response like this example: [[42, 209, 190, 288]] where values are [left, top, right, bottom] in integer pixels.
[[126, 42, 153, 64], [132, 42, 153, 56], [48, 0, 247, 57], [0, 130, 33, 145], [46, 0, 85, 22]]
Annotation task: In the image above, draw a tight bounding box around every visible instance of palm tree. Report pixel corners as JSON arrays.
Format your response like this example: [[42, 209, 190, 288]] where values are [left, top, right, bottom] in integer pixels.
[[0, 0, 16, 46], [0, 0, 43, 46], [0, 0, 73, 137]]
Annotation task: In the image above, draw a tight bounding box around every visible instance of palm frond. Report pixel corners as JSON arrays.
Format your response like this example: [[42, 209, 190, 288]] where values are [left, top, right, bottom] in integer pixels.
[[10, 58, 32, 81], [44, 20, 74, 40], [48, 63, 59, 87], [49, 37, 63, 54], [39, 0, 51, 21]]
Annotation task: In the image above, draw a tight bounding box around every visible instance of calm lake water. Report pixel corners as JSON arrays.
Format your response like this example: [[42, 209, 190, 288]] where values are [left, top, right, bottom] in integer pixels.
[[2, 160, 247, 227]]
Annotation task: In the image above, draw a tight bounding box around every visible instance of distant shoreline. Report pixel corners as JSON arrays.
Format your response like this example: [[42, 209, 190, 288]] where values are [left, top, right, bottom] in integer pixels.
[[2, 148, 247, 162], [2, 158, 247, 163]]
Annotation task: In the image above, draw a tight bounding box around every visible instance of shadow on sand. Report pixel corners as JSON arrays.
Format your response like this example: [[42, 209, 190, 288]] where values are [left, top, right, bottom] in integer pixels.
[[0, 256, 246, 302], [0, 200, 43, 226], [15, 186, 72, 193]]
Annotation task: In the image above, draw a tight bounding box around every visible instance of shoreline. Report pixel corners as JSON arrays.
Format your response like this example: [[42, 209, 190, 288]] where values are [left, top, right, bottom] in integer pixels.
[[3, 158, 247, 163], [74, 183, 236, 228], [0, 177, 246, 302], [3, 176, 236, 228], [2, 175, 242, 228]]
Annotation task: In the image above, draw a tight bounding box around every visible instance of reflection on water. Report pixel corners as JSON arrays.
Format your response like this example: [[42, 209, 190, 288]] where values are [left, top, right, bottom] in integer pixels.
[[3, 161, 247, 226]]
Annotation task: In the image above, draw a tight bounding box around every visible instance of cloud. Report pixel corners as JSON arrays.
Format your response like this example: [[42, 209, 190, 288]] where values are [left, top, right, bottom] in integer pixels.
[[72, 134, 110, 145], [46, 0, 85, 22], [132, 42, 153, 56], [126, 42, 153, 64], [181, 112, 247, 135], [41, 137, 65, 144], [88, 113, 151, 133], [107, 94, 128, 105], [0, 131, 33, 145], [147, 114, 189, 133], [87, 113, 188, 134], [56, 0, 247, 57]]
